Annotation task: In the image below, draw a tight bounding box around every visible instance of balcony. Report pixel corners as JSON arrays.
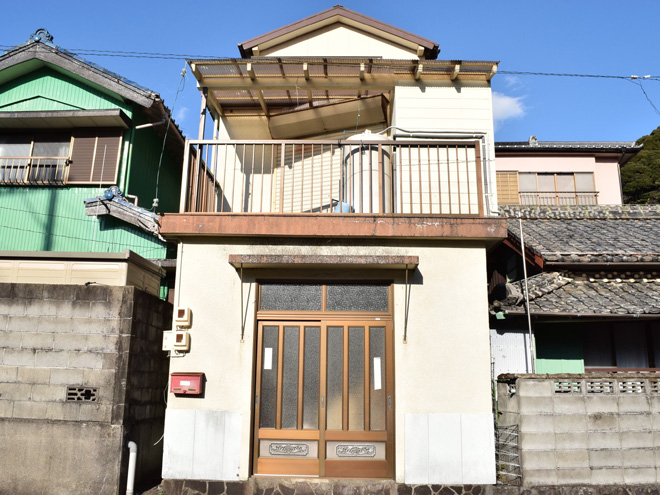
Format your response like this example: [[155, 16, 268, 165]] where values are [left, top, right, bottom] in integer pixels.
[[181, 139, 485, 216], [0, 156, 69, 185], [519, 190, 598, 206]]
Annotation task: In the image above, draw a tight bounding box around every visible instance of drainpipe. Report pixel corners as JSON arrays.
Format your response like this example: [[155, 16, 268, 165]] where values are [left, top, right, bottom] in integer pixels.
[[519, 217, 536, 373], [120, 127, 136, 195], [126, 441, 138, 495]]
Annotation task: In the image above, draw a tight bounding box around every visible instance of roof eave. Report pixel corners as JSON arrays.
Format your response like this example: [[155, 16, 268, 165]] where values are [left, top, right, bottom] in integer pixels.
[[238, 6, 439, 59], [0, 42, 156, 108]]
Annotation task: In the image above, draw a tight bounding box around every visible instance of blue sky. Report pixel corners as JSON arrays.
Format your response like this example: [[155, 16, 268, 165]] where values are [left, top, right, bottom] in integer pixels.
[[3, 0, 660, 142]]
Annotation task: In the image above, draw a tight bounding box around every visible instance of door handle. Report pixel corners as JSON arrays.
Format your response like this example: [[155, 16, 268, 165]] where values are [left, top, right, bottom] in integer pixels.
[[321, 395, 325, 408], [388, 396, 391, 409]]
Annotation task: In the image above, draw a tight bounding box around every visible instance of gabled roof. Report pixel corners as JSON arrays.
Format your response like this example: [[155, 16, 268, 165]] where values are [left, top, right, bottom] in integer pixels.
[[0, 30, 157, 108], [498, 271, 660, 316], [0, 29, 186, 149], [501, 205, 660, 265], [238, 5, 440, 59]]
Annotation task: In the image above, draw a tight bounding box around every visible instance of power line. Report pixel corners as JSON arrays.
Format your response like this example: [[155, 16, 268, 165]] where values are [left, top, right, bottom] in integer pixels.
[[0, 223, 166, 253]]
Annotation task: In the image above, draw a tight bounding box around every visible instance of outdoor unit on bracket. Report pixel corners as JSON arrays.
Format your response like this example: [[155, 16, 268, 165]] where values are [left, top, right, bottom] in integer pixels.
[[173, 330, 191, 352], [175, 307, 192, 328]]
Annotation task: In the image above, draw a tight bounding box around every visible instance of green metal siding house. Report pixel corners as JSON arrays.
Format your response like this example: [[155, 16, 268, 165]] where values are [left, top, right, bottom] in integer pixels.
[[0, 29, 184, 265]]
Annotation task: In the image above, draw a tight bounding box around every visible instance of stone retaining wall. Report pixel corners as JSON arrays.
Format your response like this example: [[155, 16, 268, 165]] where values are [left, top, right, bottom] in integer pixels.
[[157, 480, 660, 495]]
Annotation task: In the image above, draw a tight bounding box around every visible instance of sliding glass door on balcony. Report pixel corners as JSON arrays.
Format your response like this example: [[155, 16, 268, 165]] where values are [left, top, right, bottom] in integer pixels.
[[184, 140, 484, 215], [253, 321, 394, 478]]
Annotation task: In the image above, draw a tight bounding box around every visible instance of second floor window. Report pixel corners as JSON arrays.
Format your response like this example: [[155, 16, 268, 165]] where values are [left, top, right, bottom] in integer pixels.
[[497, 171, 597, 205], [0, 129, 122, 186], [0, 133, 71, 183]]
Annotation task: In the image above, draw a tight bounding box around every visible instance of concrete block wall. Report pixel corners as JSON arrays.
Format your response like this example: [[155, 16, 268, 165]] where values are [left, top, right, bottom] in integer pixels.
[[497, 374, 660, 486], [0, 283, 171, 495]]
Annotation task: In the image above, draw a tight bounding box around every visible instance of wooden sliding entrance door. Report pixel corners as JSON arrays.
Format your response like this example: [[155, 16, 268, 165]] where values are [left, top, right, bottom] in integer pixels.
[[253, 320, 394, 478]]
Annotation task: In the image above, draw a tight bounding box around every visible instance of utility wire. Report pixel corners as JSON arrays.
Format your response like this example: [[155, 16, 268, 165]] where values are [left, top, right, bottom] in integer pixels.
[[0, 223, 166, 253]]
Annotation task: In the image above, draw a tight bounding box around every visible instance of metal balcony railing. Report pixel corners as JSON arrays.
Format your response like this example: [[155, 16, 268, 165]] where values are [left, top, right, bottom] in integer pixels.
[[0, 157, 69, 185], [519, 191, 598, 206], [181, 139, 485, 216]]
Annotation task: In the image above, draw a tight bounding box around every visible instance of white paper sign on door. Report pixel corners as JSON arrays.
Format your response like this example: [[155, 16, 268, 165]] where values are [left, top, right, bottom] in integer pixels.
[[264, 348, 273, 370], [373, 357, 382, 390]]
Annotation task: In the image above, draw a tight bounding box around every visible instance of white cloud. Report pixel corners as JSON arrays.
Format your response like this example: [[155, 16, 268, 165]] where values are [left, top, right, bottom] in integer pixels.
[[503, 75, 524, 90], [492, 91, 526, 121], [174, 106, 189, 124]]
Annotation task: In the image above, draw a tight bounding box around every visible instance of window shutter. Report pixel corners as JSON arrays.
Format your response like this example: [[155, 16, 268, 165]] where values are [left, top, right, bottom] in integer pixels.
[[69, 129, 122, 184], [496, 171, 519, 204]]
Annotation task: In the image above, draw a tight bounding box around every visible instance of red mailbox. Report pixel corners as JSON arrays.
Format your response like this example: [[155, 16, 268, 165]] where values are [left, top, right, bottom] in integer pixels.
[[170, 372, 204, 395]]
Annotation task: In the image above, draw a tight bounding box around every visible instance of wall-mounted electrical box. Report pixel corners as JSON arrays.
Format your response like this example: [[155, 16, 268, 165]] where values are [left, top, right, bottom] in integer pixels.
[[175, 307, 192, 328], [170, 372, 204, 395], [162, 331, 174, 351], [173, 330, 190, 351]]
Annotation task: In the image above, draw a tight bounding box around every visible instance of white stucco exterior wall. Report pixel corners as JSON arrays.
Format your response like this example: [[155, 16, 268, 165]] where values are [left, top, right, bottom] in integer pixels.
[[162, 238, 496, 484]]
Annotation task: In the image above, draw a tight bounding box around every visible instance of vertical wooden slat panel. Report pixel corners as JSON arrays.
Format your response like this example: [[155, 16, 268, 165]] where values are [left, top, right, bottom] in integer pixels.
[[276, 325, 284, 430], [364, 325, 370, 432], [297, 325, 305, 430], [475, 140, 484, 216]]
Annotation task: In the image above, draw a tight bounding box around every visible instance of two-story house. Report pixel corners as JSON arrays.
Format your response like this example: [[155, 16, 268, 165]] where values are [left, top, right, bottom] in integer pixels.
[[0, 29, 185, 298], [159, 6, 506, 493]]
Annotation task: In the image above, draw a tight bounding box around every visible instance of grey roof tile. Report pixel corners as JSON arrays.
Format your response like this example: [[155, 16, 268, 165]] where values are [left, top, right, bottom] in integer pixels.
[[497, 272, 660, 316], [501, 206, 660, 263]]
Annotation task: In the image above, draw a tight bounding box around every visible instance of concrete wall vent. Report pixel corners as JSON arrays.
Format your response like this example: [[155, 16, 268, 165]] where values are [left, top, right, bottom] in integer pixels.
[[66, 386, 98, 402], [553, 380, 581, 393]]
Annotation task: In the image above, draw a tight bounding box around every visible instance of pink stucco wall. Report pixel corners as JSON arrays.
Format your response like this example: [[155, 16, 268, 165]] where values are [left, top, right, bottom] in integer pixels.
[[495, 154, 623, 205]]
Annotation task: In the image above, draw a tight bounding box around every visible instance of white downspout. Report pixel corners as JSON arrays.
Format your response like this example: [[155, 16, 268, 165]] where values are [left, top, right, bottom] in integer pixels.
[[126, 441, 138, 495]]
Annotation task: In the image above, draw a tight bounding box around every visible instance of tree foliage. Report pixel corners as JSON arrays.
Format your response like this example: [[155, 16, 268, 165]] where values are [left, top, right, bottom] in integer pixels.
[[622, 126, 660, 204]]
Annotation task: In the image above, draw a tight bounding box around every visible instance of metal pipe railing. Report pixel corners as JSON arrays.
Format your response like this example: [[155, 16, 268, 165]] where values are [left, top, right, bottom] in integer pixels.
[[0, 157, 69, 185], [181, 139, 486, 215]]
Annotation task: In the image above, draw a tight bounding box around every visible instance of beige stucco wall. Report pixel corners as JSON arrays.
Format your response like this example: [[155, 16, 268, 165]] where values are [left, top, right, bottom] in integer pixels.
[[496, 154, 623, 205], [261, 24, 418, 59], [165, 237, 494, 482]]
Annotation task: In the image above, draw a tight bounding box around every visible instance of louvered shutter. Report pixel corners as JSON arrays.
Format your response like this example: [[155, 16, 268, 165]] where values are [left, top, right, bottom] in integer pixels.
[[69, 129, 122, 184]]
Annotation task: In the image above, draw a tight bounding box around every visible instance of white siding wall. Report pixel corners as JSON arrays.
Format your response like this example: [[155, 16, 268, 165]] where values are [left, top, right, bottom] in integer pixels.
[[490, 328, 531, 376], [392, 82, 498, 214], [261, 24, 418, 59]]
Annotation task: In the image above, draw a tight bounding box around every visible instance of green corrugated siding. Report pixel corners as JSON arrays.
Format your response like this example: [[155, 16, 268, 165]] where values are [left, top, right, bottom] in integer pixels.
[[0, 67, 132, 115], [0, 187, 166, 259], [126, 124, 182, 214], [535, 325, 585, 374]]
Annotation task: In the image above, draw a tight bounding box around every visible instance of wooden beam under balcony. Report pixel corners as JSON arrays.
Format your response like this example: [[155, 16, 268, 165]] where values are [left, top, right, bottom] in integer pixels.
[[159, 213, 507, 241]]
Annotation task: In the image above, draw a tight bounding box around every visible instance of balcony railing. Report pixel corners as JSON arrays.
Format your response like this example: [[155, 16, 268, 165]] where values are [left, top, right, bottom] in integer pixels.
[[0, 157, 69, 185], [519, 191, 598, 206], [182, 139, 485, 216]]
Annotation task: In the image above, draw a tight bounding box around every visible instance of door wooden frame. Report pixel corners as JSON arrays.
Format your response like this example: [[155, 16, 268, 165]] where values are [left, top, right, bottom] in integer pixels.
[[252, 318, 394, 478]]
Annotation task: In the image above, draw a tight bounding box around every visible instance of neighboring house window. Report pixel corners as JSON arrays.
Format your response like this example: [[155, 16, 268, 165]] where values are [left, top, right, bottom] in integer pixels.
[[519, 172, 597, 205], [0, 129, 122, 186], [496, 171, 519, 204], [583, 325, 660, 371]]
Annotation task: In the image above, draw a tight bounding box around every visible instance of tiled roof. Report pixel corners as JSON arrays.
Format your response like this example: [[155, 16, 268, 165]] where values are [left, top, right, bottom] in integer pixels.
[[501, 206, 660, 263], [498, 272, 660, 316], [495, 141, 638, 151]]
